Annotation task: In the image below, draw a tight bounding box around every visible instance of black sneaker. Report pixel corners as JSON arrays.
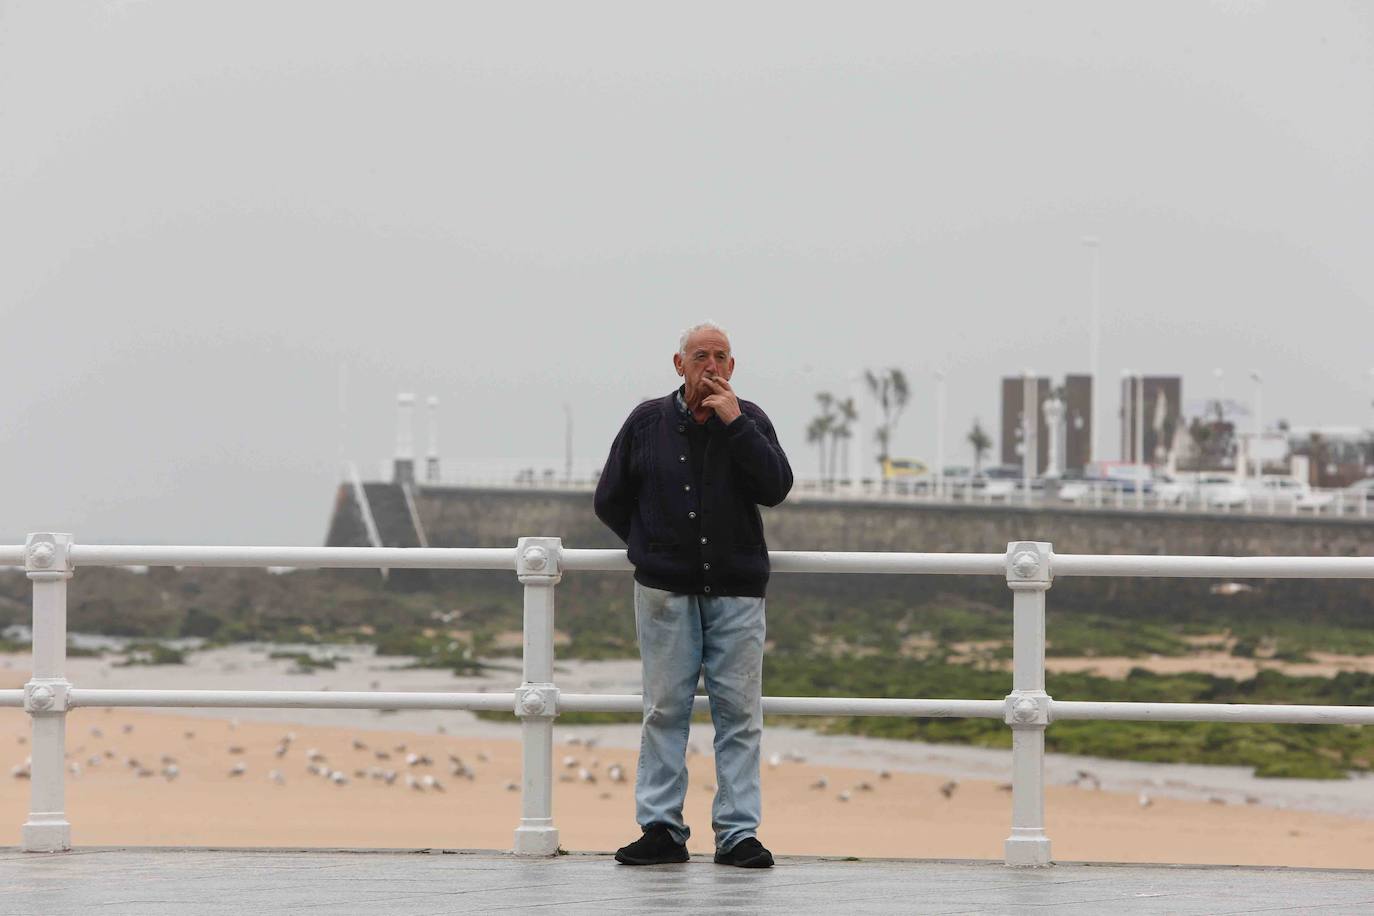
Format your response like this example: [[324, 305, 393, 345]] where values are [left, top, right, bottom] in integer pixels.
[[713, 837, 774, 868], [614, 824, 690, 865]]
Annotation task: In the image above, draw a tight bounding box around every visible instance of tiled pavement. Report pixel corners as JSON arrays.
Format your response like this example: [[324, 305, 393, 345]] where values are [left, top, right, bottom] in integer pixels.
[[3, 847, 1374, 915]]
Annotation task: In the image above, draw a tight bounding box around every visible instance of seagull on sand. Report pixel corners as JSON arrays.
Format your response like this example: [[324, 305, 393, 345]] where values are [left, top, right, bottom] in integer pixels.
[[939, 780, 958, 800], [607, 764, 626, 783], [229, 762, 246, 777], [809, 776, 828, 790], [268, 769, 285, 785], [1075, 769, 1101, 790]]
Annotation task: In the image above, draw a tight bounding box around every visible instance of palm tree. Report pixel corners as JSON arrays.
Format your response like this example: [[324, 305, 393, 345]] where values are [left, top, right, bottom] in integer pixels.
[[865, 368, 910, 468], [967, 419, 992, 474], [806, 415, 831, 482], [831, 397, 857, 484]]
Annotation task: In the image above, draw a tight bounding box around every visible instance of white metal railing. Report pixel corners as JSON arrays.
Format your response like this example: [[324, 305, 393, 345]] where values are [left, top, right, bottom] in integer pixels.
[[4, 535, 1374, 866]]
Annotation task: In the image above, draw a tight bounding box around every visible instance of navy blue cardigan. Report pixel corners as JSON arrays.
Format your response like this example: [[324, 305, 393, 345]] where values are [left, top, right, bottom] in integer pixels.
[[593, 390, 793, 597]]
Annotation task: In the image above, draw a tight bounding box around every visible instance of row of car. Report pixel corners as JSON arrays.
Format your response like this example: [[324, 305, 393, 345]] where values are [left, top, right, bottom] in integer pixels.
[[872, 464, 1374, 512], [1058, 471, 1374, 511]]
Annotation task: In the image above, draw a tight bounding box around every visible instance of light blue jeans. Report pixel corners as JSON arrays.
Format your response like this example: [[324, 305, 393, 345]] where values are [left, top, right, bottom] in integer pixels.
[[633, 581, 766, 853]]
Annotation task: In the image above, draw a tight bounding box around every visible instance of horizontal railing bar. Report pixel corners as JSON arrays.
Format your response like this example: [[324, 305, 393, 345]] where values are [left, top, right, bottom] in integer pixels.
[[6, 690, 1359, 728], [769, 551, 1005, 575], [558, 694, 1006, 717], [561, 550, 1006, 575], [1053, 554, 1374, 579], [1053, 700, 1374, 725], [67, 545, 518, 569], [68, 689, 517, 711], [8, 545, 1374, 579], [558, 550, 635, 572]]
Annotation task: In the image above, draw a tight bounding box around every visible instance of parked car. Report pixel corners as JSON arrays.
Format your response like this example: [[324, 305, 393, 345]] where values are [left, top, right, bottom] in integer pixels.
[[1247, 475, 1336, 511], [982, 464, 1045, 490], [1152, 472, 1194, 505], [1195, 473, 1249, 509], [1342, 478, 1374, 509]]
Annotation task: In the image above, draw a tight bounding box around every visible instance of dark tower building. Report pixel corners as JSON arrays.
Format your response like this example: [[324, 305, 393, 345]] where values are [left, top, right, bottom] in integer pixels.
[[1120, 375, 1183, 466], [1063, 374, 1093, 471], [1000, 376, 1051, 469]]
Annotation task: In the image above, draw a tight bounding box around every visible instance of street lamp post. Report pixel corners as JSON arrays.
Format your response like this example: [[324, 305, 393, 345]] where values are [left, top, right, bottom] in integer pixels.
[[934, 369, 947, 499], [1022, 369, 1038, 505], [1083, 237, 1101, 466], [1135, 370, 1145, 510], [1250, 371, 1263, 480], [1120, 369, 1132, 464]]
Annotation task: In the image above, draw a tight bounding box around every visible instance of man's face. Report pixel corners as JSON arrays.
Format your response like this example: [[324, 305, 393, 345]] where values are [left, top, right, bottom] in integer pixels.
[[674, 329, 735, 405]]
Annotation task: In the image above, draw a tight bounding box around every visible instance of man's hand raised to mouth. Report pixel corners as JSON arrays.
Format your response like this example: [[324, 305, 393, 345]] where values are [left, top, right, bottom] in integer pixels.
[[700, 375, 742, 425]]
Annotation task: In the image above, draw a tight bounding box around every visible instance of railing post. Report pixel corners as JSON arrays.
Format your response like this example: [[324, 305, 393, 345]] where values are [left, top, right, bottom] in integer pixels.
[[1003, 540, 1053, 867], [22, 533, 74, 853], [512, 536, 562, 856]]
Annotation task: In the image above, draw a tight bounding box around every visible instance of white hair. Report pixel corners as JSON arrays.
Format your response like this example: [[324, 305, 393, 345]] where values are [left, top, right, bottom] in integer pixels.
[[678, 321, 731, 356]]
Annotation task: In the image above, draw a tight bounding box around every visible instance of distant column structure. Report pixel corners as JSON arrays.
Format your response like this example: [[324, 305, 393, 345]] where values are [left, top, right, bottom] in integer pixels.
[[1001, 376, 1050, 469], [1063, 375, 1092, 472], [393, 392, 416, 486], [1119, 376, 1182, 469], [1042, 394, 1065, 478], [425, 395, 441, 484]]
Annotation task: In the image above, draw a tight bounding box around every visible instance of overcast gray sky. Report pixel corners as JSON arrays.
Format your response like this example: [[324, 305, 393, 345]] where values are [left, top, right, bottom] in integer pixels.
[[2, 1, 1372, 546]]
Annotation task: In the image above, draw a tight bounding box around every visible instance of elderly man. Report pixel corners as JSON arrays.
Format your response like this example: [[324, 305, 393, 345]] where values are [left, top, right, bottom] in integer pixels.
[[594, 321, 793, 868]]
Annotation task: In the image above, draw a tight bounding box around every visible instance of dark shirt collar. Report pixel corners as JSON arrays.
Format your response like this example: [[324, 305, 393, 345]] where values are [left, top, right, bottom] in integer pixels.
[[674, 385, 691, 419], [674, 385, 719, 429]]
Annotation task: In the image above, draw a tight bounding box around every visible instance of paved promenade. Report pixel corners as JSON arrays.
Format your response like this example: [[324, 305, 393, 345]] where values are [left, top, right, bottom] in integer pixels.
[[3, 848, 1374, 915]]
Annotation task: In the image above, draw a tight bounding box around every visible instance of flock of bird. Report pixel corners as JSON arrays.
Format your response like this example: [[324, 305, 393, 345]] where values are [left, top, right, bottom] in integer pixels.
[[6, 717, 515, 795], [7, 721, 1197, 809], [6, 719, 640, 799]]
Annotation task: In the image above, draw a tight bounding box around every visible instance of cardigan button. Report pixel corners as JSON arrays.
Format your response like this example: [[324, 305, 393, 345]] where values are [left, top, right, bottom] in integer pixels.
[[679, 455, 686, 462], [688, 511, 697, 519], [703, 562, 710, 570], [700, 537, 708, 545], [704, 586, 712, 594], [677, 425, 686, 433], [683, 484, 691, 491]]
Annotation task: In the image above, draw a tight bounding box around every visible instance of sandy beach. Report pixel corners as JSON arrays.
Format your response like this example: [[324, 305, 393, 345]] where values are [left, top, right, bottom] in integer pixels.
[[5, 647, 1374, 867]]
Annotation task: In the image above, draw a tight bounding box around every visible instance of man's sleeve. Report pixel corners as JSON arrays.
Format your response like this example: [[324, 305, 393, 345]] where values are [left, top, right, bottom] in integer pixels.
[[593, 415, 636, 543], [724, 406, 793, 507]]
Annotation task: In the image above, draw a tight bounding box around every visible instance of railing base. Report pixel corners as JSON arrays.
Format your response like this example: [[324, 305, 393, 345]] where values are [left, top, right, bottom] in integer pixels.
[[22, 815, 71, 853], [1004, 829, 1051, 867], [513, 822, 560, 857]]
